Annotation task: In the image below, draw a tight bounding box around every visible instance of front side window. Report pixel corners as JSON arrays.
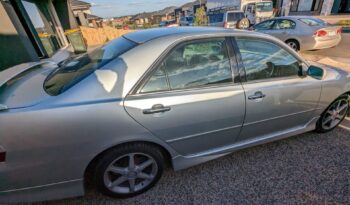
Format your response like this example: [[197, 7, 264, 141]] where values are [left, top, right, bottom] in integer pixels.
[[141, 38, 233, 93], [236, 38, 299, 82], [254, 20, 275, 30], [274, 19, 296, 29]]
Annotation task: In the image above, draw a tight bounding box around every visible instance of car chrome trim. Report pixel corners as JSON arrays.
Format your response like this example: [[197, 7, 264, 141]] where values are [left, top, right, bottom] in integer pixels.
[[172, 117, 319, 170], [0, 179, 83, 193], [166, 124, 243, 143], [243, 108, 318, 126]]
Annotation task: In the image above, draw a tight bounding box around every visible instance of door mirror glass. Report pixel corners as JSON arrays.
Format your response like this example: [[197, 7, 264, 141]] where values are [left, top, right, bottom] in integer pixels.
[[307, 65, 324, 80]]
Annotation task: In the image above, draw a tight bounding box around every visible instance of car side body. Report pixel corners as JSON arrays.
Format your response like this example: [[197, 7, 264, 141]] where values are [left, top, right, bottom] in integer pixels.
[[0, 27, 349, 203], [252, 16, 342, 51]]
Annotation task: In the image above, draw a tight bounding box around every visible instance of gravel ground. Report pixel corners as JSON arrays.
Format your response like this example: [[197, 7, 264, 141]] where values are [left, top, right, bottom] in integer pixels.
[[19, 118, 350, 205]]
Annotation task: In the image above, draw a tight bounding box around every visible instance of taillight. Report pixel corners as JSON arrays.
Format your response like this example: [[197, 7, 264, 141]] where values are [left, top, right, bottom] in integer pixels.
[[224, 21, 228, 28], [337, 27, 342, 34], [314, 30, 327, 37]]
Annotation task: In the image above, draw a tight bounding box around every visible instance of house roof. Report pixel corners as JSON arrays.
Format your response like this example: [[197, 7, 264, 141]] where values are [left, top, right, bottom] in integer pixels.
[[70, 0, 91, 10], [86, 13, 102, 21]]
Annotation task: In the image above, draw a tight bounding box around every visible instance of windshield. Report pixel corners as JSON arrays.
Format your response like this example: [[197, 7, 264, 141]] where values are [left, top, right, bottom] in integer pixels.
[[256, 2, 273, 12], [44, 37, 137, 96]]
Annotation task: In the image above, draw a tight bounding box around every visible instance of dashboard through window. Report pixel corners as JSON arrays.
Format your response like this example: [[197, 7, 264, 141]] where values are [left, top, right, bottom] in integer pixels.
[[141, 38, 233, 93], [236, 37, 299, 82]]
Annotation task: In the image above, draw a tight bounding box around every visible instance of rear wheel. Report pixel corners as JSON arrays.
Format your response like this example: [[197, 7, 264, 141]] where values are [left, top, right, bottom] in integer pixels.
[[316, 96, 349, 133], [93, 143, 165, 198], [285, 39, 300, 51]]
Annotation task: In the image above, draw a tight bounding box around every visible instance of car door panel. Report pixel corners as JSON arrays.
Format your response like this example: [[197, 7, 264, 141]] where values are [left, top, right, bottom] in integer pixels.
[[124, 85, 245, 155], [237, 77, 321, 141]]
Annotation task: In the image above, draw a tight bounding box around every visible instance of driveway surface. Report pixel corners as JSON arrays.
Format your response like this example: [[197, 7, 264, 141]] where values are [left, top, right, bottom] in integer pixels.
[[20, 118, 350, 205]]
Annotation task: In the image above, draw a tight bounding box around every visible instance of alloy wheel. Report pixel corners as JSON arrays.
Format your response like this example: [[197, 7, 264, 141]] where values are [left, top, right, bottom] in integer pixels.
[[287, 41, 298, 51], [103, 153, 158, 194], [321, 99, 349, 130]]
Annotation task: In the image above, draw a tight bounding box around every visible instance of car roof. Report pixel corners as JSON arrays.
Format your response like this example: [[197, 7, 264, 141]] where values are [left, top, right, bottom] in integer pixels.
[[123, 27, 248, 44], [274, 16, 319, 20]]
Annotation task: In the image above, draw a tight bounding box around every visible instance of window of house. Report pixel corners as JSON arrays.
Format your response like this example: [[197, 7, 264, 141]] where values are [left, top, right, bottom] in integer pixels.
[[236, 38, 300, 82], [141, 38, 233, 93]]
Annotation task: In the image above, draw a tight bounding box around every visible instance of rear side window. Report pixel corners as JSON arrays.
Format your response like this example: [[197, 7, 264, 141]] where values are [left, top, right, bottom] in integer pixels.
[[299, 18, 328, 26], [227, 12, 244, 22], [141, 38, 233, 93], [44, 37, 136, 96]]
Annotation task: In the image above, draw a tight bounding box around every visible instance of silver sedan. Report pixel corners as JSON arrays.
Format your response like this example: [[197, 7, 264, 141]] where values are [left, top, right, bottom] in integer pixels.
[[251, 16, 342, 51], [0, 27, 349, 203]]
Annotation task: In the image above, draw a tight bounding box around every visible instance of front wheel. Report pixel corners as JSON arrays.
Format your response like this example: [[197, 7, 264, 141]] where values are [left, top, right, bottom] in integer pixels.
[[316, 96, 349, 133], [93, 143, 165, 198]]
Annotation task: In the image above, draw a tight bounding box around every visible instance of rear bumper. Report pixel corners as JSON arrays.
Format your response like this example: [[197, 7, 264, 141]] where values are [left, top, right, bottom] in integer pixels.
[[313, 36, 342, 50], [0, 179, 84, 203]]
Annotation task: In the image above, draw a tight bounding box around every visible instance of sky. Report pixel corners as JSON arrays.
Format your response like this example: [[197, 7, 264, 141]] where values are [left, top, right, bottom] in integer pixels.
[[84, 0, 193, 18]]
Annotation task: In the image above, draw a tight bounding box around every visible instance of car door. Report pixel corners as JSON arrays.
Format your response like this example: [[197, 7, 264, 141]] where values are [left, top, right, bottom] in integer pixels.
[[124, 38, 246, 156], [268, 19, 297, 41], [233, 37, 322, 142]]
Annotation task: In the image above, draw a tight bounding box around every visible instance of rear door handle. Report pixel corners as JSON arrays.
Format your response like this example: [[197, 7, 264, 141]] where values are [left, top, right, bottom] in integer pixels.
[[248, 91, 266, 100], [143, 104, 171, 114]]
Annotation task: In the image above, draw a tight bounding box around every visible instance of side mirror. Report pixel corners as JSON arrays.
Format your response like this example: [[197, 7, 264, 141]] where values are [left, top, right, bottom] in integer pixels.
[[307, 65, 324, 80], [298, 63, 308, 77]]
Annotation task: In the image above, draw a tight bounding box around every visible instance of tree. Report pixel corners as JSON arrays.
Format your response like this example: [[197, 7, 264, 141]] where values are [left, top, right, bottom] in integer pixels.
[[194, 6, 208, 26]]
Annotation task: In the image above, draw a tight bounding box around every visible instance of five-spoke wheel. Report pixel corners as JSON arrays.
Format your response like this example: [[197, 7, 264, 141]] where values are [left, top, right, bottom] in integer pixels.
[[94, 143, 164, 198], [317, 96, 349, 132]]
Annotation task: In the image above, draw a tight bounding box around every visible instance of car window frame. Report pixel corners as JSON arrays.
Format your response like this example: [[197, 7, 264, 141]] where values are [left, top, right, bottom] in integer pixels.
[[131, 37, 240, 95], [232, 36, 304, 84]]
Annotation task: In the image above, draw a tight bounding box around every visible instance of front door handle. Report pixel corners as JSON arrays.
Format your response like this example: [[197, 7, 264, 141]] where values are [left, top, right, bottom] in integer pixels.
[[143, 104, 171, 114], [248, 91, 266, 100]]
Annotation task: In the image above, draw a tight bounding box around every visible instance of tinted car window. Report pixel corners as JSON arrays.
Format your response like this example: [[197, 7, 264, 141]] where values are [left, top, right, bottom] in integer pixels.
[[208, 13, 224, 23], [236, 38, 299, 81], [254, 20, 275, 30], [141, 38, 232, 92], [141, 66, 169, 93], [227, 12, 244, 22], [274, 19, 296, 29], [299, 18, 328, 26], [44, 37, 136, 96]]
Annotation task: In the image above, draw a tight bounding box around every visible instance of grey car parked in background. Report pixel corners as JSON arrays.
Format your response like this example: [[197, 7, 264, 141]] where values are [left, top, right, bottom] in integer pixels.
[[1, 27, 350, 203], [251, 16, 342, 51]]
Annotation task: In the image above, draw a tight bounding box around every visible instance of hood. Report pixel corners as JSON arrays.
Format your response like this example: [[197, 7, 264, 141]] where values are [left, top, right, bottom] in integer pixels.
[[0, 62, 58, 110]]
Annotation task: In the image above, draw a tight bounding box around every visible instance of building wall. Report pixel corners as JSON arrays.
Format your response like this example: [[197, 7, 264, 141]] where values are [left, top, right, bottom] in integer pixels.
[[0, 1, 39, 71]]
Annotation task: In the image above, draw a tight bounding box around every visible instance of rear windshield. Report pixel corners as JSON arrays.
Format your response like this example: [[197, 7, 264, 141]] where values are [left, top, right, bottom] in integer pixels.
[[186, 17, 194, 22], [44, 37, 136, 96], [227, 12, 244, 22], [299, 18, 329, 26]]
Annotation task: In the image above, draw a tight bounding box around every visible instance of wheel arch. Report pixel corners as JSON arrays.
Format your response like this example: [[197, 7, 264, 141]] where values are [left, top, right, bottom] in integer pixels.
[[83, 140, 174, 188]]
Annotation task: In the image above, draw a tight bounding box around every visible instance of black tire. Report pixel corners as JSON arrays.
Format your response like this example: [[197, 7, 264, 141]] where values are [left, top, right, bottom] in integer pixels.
[[316, 95, 349, 133], [236, 18, 250, 29], [285, 39, 300, 51], [93, 143, 165, 198]]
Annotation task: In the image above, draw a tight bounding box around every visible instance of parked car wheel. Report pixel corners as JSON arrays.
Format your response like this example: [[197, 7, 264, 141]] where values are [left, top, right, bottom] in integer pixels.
[[93, 143, 165, 198], [316, 95, 349, 133], [236, 18, 250, 29], [285, 39, 300, 51]]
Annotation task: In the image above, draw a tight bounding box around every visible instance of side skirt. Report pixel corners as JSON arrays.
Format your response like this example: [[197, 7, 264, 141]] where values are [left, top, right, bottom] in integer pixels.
[[172, 117, 319, 171]]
